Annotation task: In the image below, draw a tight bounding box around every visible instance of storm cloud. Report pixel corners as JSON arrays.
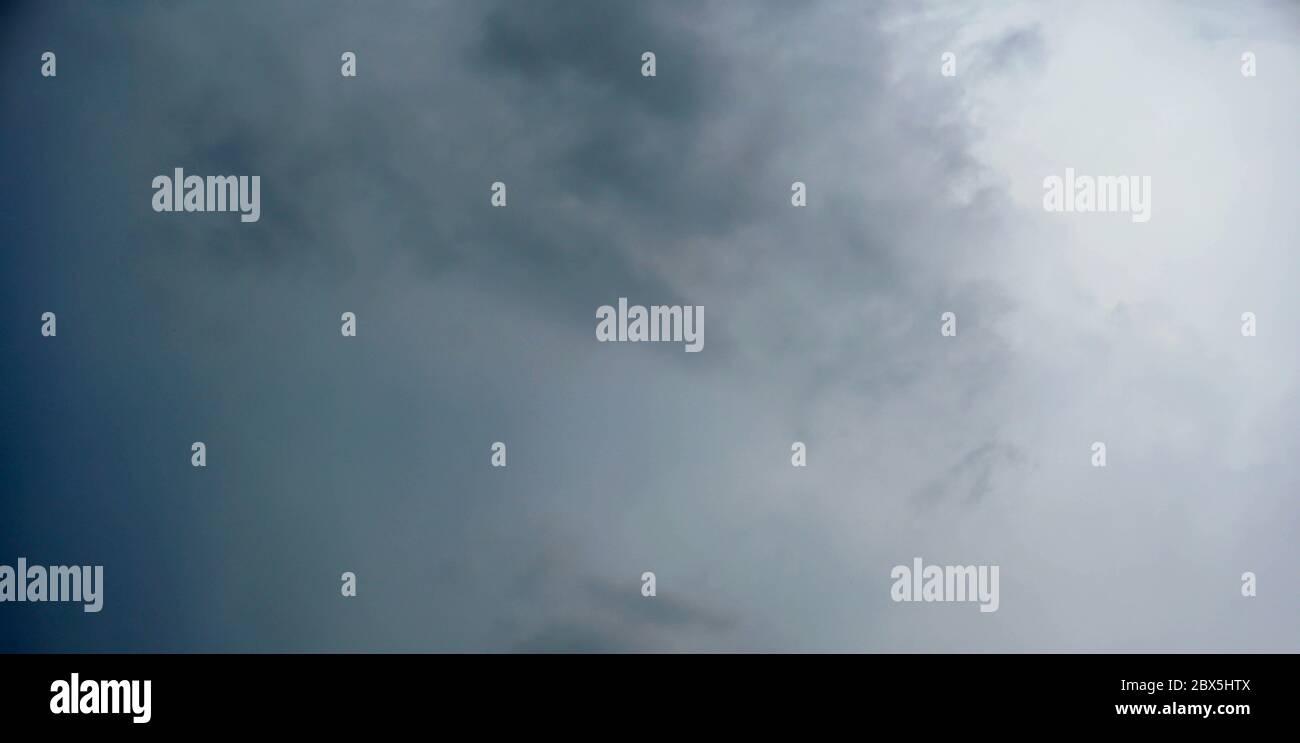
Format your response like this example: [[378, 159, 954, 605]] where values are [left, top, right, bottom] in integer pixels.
[[1, 0, 1296, 651]]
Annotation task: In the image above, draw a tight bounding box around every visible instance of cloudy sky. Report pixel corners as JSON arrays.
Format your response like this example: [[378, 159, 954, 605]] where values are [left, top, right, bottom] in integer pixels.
[[1, 0, 1296, 651]]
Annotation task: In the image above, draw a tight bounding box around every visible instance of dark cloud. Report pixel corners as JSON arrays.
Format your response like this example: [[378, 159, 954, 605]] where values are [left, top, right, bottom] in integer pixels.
[[983, 26, 1046, 74], [913, 441, 1025, 507]]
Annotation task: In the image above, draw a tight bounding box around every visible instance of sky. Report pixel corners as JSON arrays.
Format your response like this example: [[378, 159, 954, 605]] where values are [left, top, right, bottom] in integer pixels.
[[1, 0, 1297, 651]]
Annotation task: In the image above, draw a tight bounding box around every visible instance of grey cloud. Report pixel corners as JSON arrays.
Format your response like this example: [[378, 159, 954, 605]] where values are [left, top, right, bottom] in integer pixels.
[[509, 579, 737, 652], [584, 579, 736, 633], [2, 0, 1296, 653], [913, 441, 1026, 507], [983, 26, 1046, 74]]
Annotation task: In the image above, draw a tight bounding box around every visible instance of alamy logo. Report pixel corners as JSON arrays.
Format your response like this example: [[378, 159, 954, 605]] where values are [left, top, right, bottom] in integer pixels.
[[1043, 168, 1151, 223], [152, 168, 261, 223], [0, 558, 102, 612], [596, 298, 704, 352], [50, 673, 151, 724], [890, 558, 1000, 613]]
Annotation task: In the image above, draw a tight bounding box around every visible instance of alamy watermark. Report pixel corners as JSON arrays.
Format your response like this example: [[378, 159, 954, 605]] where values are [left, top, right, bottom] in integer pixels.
[[890, 557, 999, 612], [596, 298, 704, 352], [0, 557, 103, 612], [50, 673, 150, 723], [1043, 168, 1151, 223], [152, 168, 261, 223]]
